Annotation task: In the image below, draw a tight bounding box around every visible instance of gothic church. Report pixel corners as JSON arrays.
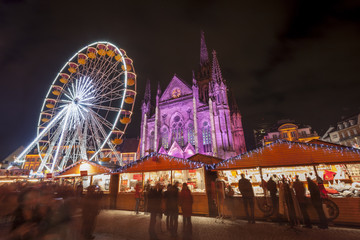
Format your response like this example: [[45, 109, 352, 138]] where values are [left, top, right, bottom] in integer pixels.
[[140, 32, 246, 159]]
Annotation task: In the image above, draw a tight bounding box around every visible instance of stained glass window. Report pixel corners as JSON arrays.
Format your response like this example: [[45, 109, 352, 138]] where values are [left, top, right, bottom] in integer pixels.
[[202, 122, 212, 152], [161, 128, 169, 149], [188, 123, 195, 147]]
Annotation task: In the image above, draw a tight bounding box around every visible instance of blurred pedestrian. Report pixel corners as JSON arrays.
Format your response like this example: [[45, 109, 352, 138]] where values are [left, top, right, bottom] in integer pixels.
[[179, 183, 193, 235], [163, 184, 172, 231], [292, 175, 312, 228], [307, 177, 328, 229], [148, 183, 163, 240], [238, 174, 255, 224], [9, 187, 41, 240], [267, 175, 279, 221], [81, 185, 101, 239], [169, 182, 179, 237], [282, 179, 296, 227], [144, 180, 151, 214], [135, 183, 142, 214], [225, 184, 236, 220]]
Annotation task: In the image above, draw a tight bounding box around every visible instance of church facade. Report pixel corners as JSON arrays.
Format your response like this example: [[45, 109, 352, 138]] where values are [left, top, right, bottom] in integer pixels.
[[140, 32, 246, 159]]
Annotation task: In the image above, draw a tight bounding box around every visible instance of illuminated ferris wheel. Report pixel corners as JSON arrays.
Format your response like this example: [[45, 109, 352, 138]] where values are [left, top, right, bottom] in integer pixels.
[[16, 42, 136, 173]]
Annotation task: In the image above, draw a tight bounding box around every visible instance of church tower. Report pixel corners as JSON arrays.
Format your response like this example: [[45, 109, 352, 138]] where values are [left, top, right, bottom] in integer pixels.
[[140, 79, 151, 157], [196, 31, 212, 103]]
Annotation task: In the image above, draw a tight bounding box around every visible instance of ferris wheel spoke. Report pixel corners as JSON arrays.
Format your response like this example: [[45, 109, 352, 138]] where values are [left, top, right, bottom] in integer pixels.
[[82, 103, 120, 112], [88, 108, 114, 131], [17, 106, 68, 163], [88, 113, 105, 158], [50, 108, 71, 172]]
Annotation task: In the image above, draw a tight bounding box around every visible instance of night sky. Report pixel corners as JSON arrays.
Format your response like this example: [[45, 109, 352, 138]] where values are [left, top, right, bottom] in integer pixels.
[[1, 0, 360, 160]]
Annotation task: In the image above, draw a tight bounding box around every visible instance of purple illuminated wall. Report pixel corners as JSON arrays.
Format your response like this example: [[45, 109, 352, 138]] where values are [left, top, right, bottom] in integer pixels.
[[140, 32, 246, 159]]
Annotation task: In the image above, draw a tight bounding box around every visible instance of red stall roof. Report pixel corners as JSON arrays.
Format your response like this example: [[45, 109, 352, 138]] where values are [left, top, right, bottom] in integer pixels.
[[116, 154, 205, 173], [216, 141, 360, 170], [56, 160, 111, 177]]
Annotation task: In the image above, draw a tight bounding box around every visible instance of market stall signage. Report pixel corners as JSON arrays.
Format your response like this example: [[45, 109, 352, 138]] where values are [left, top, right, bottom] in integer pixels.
[[80, 170, 88, 176]]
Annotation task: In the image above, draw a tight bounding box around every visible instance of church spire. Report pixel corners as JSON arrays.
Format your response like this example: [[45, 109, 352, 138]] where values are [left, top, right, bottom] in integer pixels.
[[212, 50, 224, 84], [143, 78, 151, 104], [200, 30, 209, 66]]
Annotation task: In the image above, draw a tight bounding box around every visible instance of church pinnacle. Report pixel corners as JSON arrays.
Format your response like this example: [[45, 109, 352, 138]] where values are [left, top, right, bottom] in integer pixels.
[[200, 30, 209, 66], [212, 50, 224, 84], [143, 78, 151, 104]]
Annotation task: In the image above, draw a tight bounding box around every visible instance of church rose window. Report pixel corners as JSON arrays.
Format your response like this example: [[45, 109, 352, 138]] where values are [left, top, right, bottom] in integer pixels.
[[161, 128, 169, 149], [202, 121, 212, 152], [187, 123, 195, 147]]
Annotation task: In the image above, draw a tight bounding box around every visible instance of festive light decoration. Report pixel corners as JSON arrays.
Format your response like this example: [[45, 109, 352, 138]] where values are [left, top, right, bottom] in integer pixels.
[[114, 152, 209, 173], [215, 139, 360, 169]]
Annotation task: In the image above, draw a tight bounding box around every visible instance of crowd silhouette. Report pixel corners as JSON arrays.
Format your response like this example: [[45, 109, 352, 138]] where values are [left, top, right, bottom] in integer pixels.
[[0, 181, 103, 240], [0, 173, 332, 240]]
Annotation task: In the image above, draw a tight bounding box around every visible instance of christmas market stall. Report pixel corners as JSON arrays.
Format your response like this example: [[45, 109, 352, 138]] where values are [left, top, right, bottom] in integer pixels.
[[56, 160, 112, 192], [214, 140, 360, 225], [111, 153, 215, 214]]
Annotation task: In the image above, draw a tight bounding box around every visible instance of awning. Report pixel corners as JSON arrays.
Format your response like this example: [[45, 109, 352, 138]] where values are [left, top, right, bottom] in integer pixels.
[[56, 160, 111, 178], [216, 141, 360, 170], [116, 154, 206, 173]]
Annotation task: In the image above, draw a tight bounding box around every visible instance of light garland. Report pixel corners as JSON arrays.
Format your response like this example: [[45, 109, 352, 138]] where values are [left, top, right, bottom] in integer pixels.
[[114, 152, 208, 173], [215, 139, 360, 169], [55, 159, 111, 176]]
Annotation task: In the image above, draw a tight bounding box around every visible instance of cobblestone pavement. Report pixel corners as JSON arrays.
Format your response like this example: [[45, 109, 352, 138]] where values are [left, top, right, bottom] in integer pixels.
[[94, 210, 360, 240]]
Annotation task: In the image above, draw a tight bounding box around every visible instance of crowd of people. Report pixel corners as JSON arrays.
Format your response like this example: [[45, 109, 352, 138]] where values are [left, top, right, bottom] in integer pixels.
[[137, 181, 194, 240], [225, 173, 330, 229], [0, 181, 103, 240]]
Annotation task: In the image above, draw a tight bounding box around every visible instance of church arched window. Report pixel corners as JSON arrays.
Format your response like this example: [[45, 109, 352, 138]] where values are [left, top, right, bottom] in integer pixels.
[[202, 121, 212, 152], [148, 130, 155, 152], [171, 115, 184, 147], [187, 123, 195, 147], [161, 127, 169, 149]]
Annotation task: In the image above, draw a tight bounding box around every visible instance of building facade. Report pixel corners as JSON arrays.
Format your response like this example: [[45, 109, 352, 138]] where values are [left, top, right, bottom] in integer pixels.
[[140, 32, 246, 159], [321, 114, 360, 148], [263, 120, 319, 146]]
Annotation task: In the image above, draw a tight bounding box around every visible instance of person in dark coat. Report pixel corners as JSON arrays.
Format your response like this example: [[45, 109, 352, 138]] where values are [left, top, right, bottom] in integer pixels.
[[179, 183, 193, 235], [238, 174, 255, 223], [82, 185, 101, 240], [134, 183, 142, 214], [282, 179, 297, 227], [307, 177, 328, 229], [267, 176, 279, 219], [168, 182, 179, 237], [293, 175, 312, 228], [163, 184, 172, 231], [148, 183, 163, 240]]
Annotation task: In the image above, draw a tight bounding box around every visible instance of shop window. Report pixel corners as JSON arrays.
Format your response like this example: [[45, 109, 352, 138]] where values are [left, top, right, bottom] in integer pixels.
[[172, 168, 205, 192], [202, 122, 212, 153], [120, 173, 143, 192], [187, 123, 195, 147], [92, 174, 111, 191], [144, 171, 171, 188]]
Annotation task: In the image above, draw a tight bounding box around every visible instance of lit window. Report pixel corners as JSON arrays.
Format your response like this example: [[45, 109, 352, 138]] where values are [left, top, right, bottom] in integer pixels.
[[187, 123, 195, 147], [161, 128, 169, 149], [202, 122, 212, 152], [148, 131, 155, 152], [171, 116, 184, 146]]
